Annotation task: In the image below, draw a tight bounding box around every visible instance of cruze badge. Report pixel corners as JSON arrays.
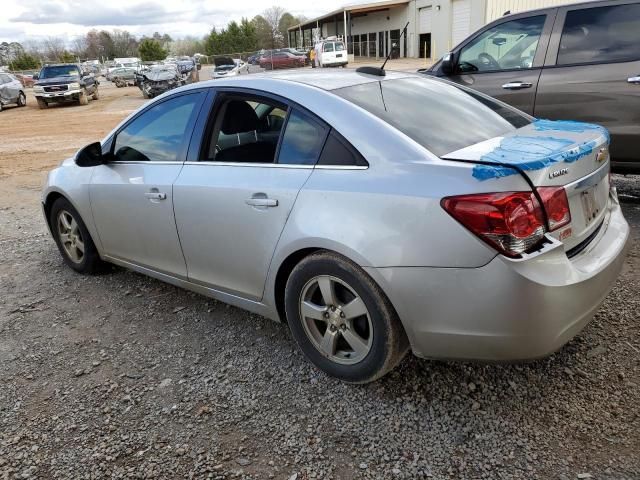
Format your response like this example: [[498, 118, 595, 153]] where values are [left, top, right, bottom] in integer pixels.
[[549, 167, 569, 179], [596, 146, 609, 163]]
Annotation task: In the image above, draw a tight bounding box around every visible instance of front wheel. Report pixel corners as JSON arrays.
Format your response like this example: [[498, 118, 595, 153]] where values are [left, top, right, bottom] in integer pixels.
[[17, 91, 26, 106], [285, 252, 409, 383], [36, 98, 47, 109], [92, 87, 99, 100], [50, 197, 104, 274], [78, 89, 89, 105]]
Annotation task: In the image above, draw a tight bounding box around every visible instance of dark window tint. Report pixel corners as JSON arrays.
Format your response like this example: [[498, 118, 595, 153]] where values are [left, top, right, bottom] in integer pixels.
[[318, 131, 368, 167], [558, 4, 640, 65], [113, 92, 203, 162], [278, 109, 328, 165], [334, 77, 530, 156]]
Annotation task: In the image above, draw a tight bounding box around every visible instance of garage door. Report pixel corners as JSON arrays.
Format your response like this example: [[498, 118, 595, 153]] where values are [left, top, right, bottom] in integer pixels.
[[419, 6, 433, 33], [451, 0, 471, 48]]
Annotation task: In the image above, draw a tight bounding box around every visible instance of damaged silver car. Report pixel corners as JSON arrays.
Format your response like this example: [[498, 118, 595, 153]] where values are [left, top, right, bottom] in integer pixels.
[[135, 65, 184, 99], [0, 72, 27, 111]]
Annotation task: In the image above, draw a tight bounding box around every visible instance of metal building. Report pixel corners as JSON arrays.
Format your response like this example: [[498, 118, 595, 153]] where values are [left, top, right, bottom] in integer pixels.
[[288, 0, 586, 61]]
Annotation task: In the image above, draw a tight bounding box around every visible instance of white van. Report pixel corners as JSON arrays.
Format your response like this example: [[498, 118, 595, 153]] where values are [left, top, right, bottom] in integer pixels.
[[316, 39, 348, 68]]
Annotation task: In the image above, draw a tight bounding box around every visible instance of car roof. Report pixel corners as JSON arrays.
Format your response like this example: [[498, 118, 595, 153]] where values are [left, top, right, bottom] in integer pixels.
[[186, 69, 417, 92]]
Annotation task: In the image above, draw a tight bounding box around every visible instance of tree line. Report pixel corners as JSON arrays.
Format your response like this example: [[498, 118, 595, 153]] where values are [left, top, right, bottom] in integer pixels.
[[0, 5, 306, 70]]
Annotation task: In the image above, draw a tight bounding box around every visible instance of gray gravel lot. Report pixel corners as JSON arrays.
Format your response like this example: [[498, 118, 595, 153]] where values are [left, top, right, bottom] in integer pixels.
[[1, 175, 639, 480]]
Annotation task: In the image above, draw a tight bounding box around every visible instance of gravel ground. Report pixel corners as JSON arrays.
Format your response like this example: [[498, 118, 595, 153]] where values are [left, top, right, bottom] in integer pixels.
[[0, 87, 639, 479]]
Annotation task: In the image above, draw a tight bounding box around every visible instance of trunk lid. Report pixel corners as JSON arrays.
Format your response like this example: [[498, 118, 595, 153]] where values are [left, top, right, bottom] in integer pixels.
[[442, 119, 611, 252]]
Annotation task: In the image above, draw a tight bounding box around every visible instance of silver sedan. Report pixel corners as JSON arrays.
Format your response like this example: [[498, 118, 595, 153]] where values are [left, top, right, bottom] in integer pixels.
[[0, 72, 27, 111], [42, 70, 630, 383]]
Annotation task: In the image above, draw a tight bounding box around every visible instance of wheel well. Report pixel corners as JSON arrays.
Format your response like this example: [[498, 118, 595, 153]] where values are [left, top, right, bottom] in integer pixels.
[[43, 192, 65, 229], [274, 248, 320, 324]]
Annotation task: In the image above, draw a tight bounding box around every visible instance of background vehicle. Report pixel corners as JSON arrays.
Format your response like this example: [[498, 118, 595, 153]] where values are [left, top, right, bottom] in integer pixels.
[[0, 72, 27, 111], [422, 0, 640, 173], [211, 57, 248, 79], [33, 64, 99, 109], [315, 39, 348, 67], [259, 51, 306, 70], [42, 71, 628, 383], [135, 64, 184, 98], [14, 73, 36, 88], [110, 67, 138, 87]]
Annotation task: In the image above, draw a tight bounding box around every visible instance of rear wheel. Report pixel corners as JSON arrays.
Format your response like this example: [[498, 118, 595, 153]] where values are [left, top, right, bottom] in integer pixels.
[[36, 98, 47, 109], [78, 89, 89, 105], [50, 197, 103, 274], [285, 252, 409, 383], [92, 87, 99, 100], [17, 92, 26, 106]]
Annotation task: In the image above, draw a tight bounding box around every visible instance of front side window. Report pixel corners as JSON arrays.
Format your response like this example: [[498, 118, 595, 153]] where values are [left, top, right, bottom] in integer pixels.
[[335, 77, 530, 156], [277, 109, 328, 165], [457, 16, 546, 73], [557, 4, 640, 65], [113, 92, 203, 162], [0, 74, 10, 84]]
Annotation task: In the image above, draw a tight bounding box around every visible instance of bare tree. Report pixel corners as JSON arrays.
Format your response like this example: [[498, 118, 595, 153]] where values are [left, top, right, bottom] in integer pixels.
[[44, 37, 67, 61], [262, 6, 286, 48]]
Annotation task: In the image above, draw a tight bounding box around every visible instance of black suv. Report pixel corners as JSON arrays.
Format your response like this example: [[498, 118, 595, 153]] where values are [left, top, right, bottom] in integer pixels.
[[33, 64, 99, 109]]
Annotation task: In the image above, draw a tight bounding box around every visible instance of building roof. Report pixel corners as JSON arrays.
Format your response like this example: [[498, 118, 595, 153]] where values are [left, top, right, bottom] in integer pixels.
[[288, 0, 410, 32]]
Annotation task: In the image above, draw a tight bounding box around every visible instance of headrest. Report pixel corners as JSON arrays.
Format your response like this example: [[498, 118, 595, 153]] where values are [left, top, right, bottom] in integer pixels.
[[221, 100, 259, 134]]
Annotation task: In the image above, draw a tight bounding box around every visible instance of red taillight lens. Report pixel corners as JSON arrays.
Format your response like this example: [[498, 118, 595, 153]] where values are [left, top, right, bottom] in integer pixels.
[[537, 187, 571, 231], [441, 192, 546, 257]]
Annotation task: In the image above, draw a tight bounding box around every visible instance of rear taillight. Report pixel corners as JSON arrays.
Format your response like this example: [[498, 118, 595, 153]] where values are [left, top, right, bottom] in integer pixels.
[[537, 187, 571, 231], [441, 192, 546, 257]]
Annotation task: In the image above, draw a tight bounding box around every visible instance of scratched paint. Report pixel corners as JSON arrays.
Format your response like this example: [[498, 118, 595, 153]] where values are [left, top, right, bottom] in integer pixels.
[[472, 119, 609, 181]]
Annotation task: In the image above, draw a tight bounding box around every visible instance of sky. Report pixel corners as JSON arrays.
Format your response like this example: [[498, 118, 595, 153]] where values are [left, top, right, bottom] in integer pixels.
[[0, 0, 354, 44]]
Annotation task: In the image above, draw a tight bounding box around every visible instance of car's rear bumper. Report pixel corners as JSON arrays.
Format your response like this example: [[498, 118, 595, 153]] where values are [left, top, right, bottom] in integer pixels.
[[366, 191, 629, 361]]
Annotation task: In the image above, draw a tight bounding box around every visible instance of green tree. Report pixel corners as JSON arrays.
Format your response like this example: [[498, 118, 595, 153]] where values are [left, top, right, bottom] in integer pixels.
[[138, 38, 167, 61], [59, 51, 76, 63], [9, 52, 40, 70], [252, 15, 274, 49]]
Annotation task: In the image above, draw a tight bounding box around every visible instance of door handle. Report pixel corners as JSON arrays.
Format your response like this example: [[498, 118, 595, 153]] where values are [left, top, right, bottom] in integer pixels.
[[627, 76, 640, 84], [502, 81, 533, 90], [245, 197, 278, 207], [144, 191, 167, 200]]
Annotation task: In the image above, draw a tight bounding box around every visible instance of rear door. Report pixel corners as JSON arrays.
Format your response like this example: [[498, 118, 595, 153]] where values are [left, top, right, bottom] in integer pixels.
[[0, 74, 19, 104], [173, 90, 329, 300], [447, 11, 556, 114], [535, 1, 640, 167]]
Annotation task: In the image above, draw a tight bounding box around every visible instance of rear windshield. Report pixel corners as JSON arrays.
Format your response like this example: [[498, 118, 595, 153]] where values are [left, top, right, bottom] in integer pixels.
[[40, 65, 80, 79], [334, 77, 530, 156]]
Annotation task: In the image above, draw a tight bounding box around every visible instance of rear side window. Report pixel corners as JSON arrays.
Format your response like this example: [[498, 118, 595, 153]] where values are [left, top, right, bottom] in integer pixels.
[[334, 77, 530, 156], [324, 43, 335, 52], [113, 92, 203, 162], [318, 131, 368, 167], [277, 109, 328, 165], [558, 4, 640, 65]]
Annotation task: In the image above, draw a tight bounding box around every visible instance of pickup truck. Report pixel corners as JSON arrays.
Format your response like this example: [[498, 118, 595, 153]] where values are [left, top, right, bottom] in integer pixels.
[[422, 0, 640, 173], [33, 63, 99, 109]]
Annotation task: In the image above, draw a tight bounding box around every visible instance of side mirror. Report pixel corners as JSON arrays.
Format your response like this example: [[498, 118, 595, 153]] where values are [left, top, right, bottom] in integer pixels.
[[441, 52, 455, 75], [75, 142, 105, 167], [33, 73, 39, 80], [492, 37, 507, 46]]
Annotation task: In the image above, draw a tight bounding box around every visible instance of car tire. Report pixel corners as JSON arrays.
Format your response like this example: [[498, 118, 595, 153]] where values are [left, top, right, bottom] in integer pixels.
[[78, 89, 89, 105], [92, 88, 99, 100], [36, 98, 47, 109], [50, 197, 104, 274], [0, 101, 3, 112], [285, 251, 409, 383], [17, 92, 26, 106]]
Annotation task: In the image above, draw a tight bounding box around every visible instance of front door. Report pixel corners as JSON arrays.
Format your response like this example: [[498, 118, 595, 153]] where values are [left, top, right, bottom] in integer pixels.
[[90, 91, 205, 276], [447, 13, 554, 115], [174, 91, 329, 300], [535, 2, 640, 166]]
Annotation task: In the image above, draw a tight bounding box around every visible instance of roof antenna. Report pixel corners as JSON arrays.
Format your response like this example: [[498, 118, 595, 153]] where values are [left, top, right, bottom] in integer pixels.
[[356, 21, 409, 77]]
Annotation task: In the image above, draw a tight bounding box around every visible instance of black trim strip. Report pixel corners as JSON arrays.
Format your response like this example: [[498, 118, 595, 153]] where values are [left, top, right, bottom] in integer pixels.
[[566, 220, 603, 259]]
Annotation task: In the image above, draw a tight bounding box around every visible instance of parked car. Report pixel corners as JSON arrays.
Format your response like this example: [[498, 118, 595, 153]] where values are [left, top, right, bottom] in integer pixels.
[[33, 64, 99, 109], [135, 64, 184, 98], [14, 73, 36, 88], [315, 39, 348, 67], [0, 72, 27, 111], [111, 67, 138, 87], [259, 51, 306, 70], [42, 71, 629, 383], [421, 0, 640, 173], [211, 57, 249, 79], [248, 51, 265, 65]]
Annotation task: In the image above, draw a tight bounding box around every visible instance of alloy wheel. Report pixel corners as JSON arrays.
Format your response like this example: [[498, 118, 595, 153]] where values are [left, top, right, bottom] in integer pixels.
[[299, 275, 373, 365], [57, 210, 85, 264]]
